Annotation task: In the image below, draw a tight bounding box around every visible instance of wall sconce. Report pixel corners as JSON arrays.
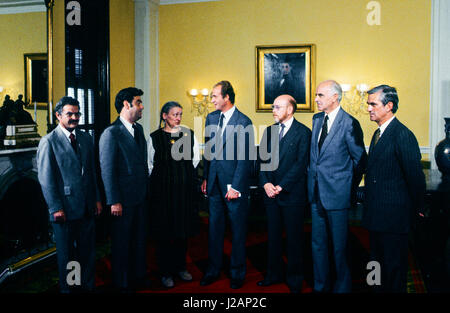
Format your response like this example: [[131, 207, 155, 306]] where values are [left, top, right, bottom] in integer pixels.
[[340, 83, 369, 116], [189, 88, 214, 117]]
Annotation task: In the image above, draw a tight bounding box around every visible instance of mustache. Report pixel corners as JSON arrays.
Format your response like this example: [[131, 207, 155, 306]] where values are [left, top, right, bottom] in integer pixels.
[[68, 119, 79, 124]]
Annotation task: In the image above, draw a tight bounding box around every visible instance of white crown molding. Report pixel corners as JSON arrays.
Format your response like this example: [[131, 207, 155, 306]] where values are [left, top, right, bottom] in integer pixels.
[[160, 0, 221, 5], [0, 0, 45, 15]]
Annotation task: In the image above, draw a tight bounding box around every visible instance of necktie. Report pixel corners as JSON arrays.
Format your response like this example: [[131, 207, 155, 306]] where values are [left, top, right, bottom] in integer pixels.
[[279, 123, 285, 142], [369, 128, 380, 155], [69, 132, 77, 152], [132, 124, 140, 145], [318, 115, 329, 152], [218, 113, 225, 136]]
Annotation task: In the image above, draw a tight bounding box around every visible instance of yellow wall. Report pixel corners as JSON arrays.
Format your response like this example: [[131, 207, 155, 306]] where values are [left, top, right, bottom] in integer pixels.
[[0, 11, 47, 135], [159, 0, 431, 147], [53, 0, 66, 109], [109, 0, 135, 122]]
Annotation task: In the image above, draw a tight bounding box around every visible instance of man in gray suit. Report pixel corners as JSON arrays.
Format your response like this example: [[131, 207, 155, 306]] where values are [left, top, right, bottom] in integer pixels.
[[99, 87, 149, 292], [307, 80, 366, 293], [37, 96, 102, 293]]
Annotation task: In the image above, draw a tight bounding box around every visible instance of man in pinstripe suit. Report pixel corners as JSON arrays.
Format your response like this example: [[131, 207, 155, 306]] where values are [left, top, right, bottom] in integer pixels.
[[362, 85, 426, 292]]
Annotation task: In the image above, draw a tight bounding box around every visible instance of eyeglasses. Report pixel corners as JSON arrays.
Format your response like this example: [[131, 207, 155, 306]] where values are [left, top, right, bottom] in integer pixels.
[[63, 112, 82, 118]]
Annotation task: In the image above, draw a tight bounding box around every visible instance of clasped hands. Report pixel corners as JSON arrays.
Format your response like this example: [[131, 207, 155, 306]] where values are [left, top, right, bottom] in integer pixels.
[[264, 183, 282, 198]]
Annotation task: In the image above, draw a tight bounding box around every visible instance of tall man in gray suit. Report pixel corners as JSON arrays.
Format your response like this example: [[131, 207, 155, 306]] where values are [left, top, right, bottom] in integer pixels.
[[99, 87, 149, 292], [307, 80, 367, 293], [362, 85, 425, 292], [37, 96, 102, 293], [200, 80, 254, 289]]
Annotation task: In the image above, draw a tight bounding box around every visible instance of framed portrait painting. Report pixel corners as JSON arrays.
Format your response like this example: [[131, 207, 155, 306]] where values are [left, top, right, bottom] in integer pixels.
[[256, 44, 315, 112], [24, 53, 48, 109]]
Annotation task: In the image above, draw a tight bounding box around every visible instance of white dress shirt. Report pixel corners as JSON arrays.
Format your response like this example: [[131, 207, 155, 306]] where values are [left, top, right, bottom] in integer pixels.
[[218, 105, 236, 136], [318, 105, 341, 141], [58, 124, 76, 143], [279, 115, 294, 137], [378, 115, 396, 137], [119, 116, 135, 137]]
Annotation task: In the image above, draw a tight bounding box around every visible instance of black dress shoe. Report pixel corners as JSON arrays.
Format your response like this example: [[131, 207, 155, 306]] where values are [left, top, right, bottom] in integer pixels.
[[200, 275, 219, 286], [230, 279, 244, 289], [257, 279, 282, 287]]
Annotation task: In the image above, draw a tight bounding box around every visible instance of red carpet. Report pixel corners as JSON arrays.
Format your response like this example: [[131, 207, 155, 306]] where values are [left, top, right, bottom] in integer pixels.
[[92, 214, 426, 293]]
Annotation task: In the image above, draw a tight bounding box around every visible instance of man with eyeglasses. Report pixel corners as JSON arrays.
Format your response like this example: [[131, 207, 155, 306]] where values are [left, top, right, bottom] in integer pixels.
[[258, 94, 311, 293], [37, 96, 102, 293]]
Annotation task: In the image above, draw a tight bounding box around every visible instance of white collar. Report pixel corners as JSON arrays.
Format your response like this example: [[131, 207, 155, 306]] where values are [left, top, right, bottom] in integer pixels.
[[325, 105, 340, 124], [379, 115, 396, 136], [120, 116, 135, 136], [279, 115, 294, 131], [58, 124, 75, 140], [220, 105, 236, 122]]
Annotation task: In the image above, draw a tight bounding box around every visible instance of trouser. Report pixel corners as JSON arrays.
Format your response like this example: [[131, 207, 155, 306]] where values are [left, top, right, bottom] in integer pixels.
[[110, 202, 148, 289], [52, 216, 96, 293]]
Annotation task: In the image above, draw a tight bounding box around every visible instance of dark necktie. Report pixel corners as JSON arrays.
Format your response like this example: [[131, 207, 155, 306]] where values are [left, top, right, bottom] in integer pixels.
[[132, 124, 140, 145], [279, 123, 285, 142], [369, 128, 381, 155], [318, 115, 329, 152], [218, 113, 225, 136], [69, 132, 77, 152]]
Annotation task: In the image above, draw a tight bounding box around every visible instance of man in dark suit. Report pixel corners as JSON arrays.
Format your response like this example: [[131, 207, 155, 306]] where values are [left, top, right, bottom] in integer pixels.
[[307, 80, 367, 293], [37, 96, 102, 293], [200, 80, 254, 289], [362, 85, 425, 292], [258, 94, 311, 293], [99, 87, 149, 292]]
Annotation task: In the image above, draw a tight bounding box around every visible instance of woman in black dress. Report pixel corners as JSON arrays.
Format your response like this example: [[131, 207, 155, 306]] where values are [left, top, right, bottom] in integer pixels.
[[147, 101, 200, 288]]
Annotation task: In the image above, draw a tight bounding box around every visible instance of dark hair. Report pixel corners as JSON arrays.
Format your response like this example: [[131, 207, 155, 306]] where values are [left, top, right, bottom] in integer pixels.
[[55, 96, 79, 114], [159, 101, 182, 127], [214, 80, 235, 104], [367, 84, 399, 113], [114, 87, 144, 114]]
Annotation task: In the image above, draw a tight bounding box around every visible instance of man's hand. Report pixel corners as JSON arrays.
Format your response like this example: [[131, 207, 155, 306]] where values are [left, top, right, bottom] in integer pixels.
[[53, 210, 66, 222], [275, 185, 283, 193], [225, 188, 240, 201], [111, 203, 123, 216], [264, 183, 279, 198], [201, 179, 207, 195], [95, 201, 103, 216]]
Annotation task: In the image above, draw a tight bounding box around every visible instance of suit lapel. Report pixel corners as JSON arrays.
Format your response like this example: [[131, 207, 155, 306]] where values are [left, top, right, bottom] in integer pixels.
[[368, 118, 398, 168], [115, 118, 142, 156], [311, 113, 323, 159], [55, 126, 82, 171], [223, 108, 240, 146], [319, 108, 344, 156], [278, 119, 298, 162]]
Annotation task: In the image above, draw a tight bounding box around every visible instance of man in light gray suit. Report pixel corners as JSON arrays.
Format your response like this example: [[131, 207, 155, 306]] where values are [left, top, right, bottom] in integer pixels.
[[307, 80, 366, 293], [37, 96, 102, 293], [99, 87, 149, 292]]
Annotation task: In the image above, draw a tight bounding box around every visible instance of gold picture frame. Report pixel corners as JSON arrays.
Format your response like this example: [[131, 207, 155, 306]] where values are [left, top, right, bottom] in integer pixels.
[[256, 44, 315, 112], [24, 53, 48, 109]]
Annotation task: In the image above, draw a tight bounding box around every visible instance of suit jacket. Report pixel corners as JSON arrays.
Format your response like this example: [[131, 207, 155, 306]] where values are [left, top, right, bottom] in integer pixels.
[[307, 108, 367, 210], [99, 118, 148, 207], [37, 126, 100, 222], [362, 117, 425, 234], [259, 118, 311, 207], [203, 107, 254, 196]]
